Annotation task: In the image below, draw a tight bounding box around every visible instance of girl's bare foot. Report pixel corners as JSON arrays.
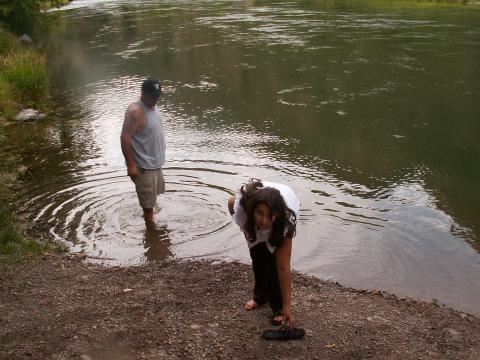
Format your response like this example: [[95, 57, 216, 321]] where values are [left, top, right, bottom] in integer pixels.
[[272, 314, 286, 325], [244, 299, 258, 310]]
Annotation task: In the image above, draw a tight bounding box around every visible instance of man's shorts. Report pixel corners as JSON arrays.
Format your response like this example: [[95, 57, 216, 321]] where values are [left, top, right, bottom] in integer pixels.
[[133, 168, 165, 209]]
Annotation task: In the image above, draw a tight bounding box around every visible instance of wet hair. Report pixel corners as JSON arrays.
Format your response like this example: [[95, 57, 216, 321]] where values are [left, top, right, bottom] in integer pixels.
[[239, 179, 296, 248]]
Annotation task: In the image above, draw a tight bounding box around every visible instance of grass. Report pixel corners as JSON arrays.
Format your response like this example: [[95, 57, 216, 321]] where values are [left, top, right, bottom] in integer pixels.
[[0, 127, 65, 268], [0, 27, 50, 119], [0, 202, 57, 268], [0, 29, 63, 267]]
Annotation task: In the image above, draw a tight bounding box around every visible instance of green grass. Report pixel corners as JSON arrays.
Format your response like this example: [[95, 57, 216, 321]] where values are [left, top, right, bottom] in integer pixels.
[[1, 50, 49, 105], [0, 124, 65, 269], [0, 143, 65, 268], [0, 29, 63, 267], [0, 200, 65, 268], [0, 167, 66, 270], [0, 28, 50, 119]]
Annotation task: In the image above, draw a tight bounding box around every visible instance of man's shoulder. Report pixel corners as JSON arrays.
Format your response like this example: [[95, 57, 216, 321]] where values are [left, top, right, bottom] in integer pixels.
[[125, 102, 145, 118], [126, 101, 140, 112]]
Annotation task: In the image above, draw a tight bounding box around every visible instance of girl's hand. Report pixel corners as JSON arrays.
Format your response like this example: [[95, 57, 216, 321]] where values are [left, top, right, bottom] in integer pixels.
[[283, 305, 295, 329]]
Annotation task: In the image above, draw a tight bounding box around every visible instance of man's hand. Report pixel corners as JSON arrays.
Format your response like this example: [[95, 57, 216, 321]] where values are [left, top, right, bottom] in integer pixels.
[[127, 166, 138, 181]]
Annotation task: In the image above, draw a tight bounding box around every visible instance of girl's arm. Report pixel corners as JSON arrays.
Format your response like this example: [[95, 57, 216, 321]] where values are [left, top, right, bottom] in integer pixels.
[[227, 196, 235, 215], [276, 237, 295, 328]]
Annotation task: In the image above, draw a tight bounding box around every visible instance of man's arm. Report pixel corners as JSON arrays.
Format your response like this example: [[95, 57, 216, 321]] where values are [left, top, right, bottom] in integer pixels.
[[120, 105, 143, 180]]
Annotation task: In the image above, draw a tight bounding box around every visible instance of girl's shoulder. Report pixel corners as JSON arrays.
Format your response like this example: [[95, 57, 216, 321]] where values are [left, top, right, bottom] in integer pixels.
[[262, 181, 300, 214]]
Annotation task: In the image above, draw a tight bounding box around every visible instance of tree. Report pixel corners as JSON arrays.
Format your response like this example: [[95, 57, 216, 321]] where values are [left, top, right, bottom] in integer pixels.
[[0, 0, 69, 36]]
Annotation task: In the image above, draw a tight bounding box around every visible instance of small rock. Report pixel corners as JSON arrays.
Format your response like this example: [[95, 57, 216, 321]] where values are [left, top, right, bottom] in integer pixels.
[[446, 328, 463, 340], [16, 165, 28, 175], [80, 355, 92, 360], [18, 34, 33, 45], [190, 324, 201, 330], [15, 109, 46, 122]]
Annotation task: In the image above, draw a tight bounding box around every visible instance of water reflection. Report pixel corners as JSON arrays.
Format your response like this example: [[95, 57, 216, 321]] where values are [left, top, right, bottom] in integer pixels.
[[11, 0, 480, 315], [143, 223, 172, 261]]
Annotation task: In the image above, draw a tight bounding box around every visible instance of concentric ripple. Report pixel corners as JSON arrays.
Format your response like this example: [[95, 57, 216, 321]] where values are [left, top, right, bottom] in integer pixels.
[[22, 165, 239, 265]]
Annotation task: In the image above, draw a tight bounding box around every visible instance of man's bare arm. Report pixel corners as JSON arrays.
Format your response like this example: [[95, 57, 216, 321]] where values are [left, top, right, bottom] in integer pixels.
[[120, 105, 144, 179]]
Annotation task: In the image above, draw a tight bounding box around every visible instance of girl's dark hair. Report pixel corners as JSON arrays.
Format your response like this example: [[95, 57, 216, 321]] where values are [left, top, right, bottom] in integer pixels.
[[239, 179, 296, 248]]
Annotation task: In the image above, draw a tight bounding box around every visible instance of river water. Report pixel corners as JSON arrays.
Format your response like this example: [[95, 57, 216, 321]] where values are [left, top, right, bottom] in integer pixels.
[[13, 0, 480, 314]]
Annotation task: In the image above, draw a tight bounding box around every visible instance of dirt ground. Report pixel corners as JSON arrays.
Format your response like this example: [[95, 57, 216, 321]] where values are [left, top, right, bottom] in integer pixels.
[[1, 253, 479, 360]]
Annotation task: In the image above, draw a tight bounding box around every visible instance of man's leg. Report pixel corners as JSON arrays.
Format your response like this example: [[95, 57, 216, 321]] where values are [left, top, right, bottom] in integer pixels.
[[143, 208, 154, 223], [142, 168, 165, 223], [135, 168, 157, 223]]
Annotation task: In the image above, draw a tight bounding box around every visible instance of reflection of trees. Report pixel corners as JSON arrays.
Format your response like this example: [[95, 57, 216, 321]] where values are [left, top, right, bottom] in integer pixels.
[[9, 110, 95, 185]]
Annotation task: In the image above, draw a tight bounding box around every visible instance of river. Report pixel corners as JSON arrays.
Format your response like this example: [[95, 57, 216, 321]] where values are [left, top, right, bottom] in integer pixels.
[[11, 0, 480, 315]]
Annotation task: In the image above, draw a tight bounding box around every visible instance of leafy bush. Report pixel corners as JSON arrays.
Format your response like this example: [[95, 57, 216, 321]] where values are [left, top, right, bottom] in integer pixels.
[[0, 0, 70, 36]]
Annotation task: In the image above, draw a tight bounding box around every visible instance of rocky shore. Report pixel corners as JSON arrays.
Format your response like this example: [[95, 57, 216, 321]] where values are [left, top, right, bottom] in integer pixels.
[[1, 254, 479, 359]]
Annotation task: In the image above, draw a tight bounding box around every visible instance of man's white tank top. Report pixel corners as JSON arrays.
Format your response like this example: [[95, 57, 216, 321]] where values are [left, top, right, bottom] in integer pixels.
[[131, 100, 165, 169]]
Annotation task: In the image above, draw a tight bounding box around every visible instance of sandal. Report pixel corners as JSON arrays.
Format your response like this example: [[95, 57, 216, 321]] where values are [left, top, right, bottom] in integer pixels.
[[263, 325, 305, 341]]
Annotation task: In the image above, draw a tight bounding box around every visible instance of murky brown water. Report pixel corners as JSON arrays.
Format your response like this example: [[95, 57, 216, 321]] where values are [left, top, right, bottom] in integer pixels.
[[11, 0, 480, 314]]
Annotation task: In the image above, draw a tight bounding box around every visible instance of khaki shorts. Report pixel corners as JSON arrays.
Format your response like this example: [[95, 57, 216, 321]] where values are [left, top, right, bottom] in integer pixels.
[[133, 168, 165, 209]]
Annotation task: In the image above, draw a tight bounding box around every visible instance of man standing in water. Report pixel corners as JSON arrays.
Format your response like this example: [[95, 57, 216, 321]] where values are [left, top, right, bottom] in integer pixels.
[[121, 78, 166, 223]]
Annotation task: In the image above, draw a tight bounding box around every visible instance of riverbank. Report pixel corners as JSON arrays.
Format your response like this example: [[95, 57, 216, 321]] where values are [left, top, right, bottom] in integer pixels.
[[0, 28, 49, 120], [0, 27, 63, 267], [0, 122, 61, 268], [1, 253, 479, 359]]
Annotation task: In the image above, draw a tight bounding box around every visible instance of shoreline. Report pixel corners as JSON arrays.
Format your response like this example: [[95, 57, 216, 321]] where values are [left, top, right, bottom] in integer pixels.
[[1, 253, 479, 359]]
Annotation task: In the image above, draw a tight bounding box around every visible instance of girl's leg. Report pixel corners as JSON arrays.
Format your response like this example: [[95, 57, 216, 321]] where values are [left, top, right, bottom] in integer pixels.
[[249, 243, 270, 307], [267, 249, 283, 314]]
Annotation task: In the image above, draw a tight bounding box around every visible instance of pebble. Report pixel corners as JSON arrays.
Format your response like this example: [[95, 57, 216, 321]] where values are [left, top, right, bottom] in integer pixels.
[[446, 328, 463, 340]]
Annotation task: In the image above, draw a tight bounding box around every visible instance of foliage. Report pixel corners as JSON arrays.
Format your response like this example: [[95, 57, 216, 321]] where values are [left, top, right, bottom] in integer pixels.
[[0, 79, 15, 119], [0, 28, 49, 118], [0, 0, 70, 36], [0, 201, 58, 268], [0, 47, 49, 105], [0, 112, 64, 268], [0, 124, 66, 268]]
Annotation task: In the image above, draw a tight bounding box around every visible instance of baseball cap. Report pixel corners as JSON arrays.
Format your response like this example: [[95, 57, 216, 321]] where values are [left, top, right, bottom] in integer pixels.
[[141, 78, 163, 98]]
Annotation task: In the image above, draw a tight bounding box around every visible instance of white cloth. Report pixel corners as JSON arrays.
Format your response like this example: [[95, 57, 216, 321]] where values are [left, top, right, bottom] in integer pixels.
[[232, 181, 300, 253]]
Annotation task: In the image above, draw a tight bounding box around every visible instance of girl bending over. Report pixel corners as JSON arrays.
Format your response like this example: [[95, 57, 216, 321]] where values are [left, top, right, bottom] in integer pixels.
[[228, 179, 300, 328]]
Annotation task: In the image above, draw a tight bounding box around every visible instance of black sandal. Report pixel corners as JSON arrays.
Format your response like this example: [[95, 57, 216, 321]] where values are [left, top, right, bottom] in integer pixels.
[[263, 325, 305, 341]]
